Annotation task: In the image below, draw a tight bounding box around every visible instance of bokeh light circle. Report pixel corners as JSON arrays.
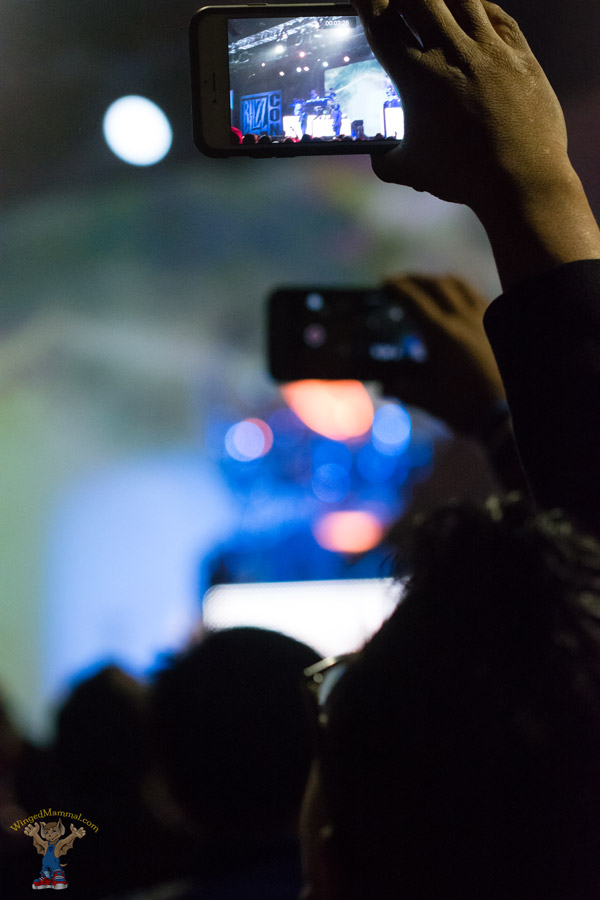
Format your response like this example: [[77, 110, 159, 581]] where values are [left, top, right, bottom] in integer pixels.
[[281, 380, 373, 441], [225, 418, 273, 462], [372, 403, 411, 456], [313, 510, 384, 554], [357, 444, 397, 484], [312, 463, 351, 503], [103, 95, 172, 166]]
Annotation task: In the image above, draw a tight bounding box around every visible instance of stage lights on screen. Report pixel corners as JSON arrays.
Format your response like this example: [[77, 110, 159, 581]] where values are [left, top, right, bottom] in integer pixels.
[[330, 22, 352, 40], [103, 95, 172, 166]]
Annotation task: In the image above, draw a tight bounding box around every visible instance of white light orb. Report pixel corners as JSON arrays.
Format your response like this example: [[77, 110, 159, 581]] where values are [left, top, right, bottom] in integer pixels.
[[103, 95, 172, 166]]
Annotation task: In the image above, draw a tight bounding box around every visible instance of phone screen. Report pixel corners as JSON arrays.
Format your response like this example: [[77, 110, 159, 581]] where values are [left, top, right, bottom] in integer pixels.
[[268, 287, 427, 382], [227, 13, 403, 144]]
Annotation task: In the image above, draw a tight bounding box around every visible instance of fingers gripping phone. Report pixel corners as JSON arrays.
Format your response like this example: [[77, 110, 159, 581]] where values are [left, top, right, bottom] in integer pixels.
[[189, 4, 404, 157], [268, 287, 427, 382]]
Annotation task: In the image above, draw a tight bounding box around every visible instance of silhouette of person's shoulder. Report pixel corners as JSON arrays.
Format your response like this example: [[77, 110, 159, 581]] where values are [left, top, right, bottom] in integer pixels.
[[105, 835, 302, 900]]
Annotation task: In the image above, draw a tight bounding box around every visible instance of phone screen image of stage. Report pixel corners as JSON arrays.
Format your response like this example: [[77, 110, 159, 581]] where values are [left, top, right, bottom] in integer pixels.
[[227, 15, 403, 144]]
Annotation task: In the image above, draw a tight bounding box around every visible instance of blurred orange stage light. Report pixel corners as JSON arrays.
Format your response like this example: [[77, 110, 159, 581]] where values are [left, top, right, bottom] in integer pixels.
[[281, 380, 373, 441], [313, 510, 384, 554]]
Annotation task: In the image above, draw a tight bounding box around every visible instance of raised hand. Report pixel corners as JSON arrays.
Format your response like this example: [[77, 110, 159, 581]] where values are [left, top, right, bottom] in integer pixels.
[[352, 0, 600, 289], [353, 0, 568, 213], [378, 273, 504, 433]]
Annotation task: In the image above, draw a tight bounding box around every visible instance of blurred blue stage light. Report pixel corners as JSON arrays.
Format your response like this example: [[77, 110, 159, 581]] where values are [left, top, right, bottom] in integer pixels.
[[267, 408, 307, 449], [312, 462, 351, 503], [372, 403, 411, 456], [313, 438, 353, 472], [356, 443, 397, 484]]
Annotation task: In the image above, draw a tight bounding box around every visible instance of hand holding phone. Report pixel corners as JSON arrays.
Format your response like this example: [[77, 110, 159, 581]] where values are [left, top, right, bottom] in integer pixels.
[[268, 276, 507, 436], [351, 0, 568, 213], [190, 4, 404, 157]]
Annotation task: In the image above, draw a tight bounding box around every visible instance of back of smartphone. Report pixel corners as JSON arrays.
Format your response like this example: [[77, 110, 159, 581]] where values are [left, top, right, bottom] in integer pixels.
[[268, 286, 427, 382]]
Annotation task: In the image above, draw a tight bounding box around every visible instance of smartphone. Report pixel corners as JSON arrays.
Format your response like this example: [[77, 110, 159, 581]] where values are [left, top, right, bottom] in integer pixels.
[[268, 286, 427, 382], [189, 3, 404, 157]]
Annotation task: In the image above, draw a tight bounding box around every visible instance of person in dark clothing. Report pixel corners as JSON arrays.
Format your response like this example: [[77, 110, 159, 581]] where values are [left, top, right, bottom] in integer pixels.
[[349, 0, 600, 529], [302, 497, 600, 900], [48, 665, 189, 898], [142, 627, 320, 900]]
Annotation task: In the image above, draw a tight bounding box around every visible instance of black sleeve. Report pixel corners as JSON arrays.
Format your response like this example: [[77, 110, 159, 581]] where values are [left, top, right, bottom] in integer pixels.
[[483, 259, 600, 536]]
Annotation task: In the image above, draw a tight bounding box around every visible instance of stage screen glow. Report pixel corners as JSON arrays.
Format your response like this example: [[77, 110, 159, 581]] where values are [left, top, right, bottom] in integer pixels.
[[227, 14, 403, 141], [324, 58, 403, 139], [202, 578, 402, 658]]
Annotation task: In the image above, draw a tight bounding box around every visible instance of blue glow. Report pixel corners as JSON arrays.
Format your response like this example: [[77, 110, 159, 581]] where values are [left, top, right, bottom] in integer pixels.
[[312, 463, 351, 503], [357, 443, 397, 484], [313, 439, 353, 472], [268, 408, 306, 449], [372, 404, 411, 456], [205, 420, 231, 459], [44, 456, 237, 711]]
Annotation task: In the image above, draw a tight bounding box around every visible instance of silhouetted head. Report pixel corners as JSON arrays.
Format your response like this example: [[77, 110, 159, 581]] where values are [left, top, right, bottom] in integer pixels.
[[302, 496, 600, 900], [153, 627, 319, 838], [54, 665, 148, 795]]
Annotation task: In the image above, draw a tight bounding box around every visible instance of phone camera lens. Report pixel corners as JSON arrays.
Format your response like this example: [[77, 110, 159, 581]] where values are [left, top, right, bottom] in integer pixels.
[[304, 323, 327, 348], [306, 292, 324, 311]]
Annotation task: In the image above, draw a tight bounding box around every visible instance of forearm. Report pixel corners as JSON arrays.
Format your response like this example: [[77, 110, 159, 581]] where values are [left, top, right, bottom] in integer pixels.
[[485, 259, 600, 535], [476, 164, 600, 292], [474, 404, 529, 495]]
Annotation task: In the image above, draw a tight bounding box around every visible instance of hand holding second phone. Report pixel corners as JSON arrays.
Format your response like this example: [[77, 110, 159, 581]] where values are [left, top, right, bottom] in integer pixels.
[[380, 274, 505, 435]]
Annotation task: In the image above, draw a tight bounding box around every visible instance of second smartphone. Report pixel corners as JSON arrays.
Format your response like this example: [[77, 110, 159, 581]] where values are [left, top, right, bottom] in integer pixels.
[[190, 4, 404, 157], [268, 286, 427, 382]]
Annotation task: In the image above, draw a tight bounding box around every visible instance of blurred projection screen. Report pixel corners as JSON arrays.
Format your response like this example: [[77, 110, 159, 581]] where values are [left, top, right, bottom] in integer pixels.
[[202, 577, 402, 657]]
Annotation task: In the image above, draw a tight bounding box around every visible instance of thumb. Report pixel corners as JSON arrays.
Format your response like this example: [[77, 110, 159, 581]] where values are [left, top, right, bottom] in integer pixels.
[[371, 143, 413, 186]]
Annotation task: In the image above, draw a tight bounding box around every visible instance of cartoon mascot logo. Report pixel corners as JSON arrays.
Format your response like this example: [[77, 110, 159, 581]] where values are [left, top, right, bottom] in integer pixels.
[[24, 819, 86, 890]]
